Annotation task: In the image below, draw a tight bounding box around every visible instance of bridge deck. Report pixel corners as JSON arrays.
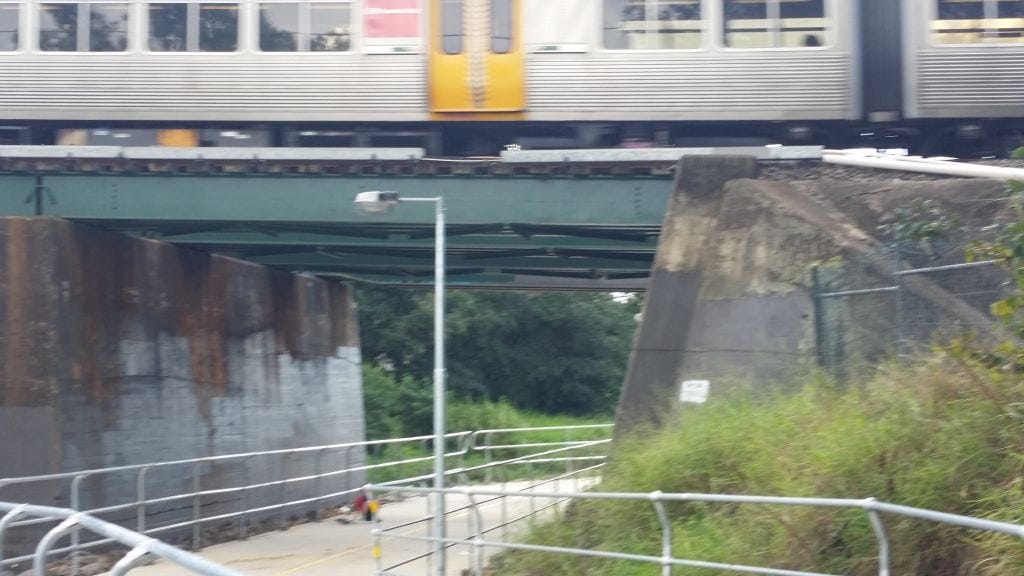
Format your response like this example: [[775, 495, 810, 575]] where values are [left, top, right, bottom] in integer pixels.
[[0, 146, 819, 288]]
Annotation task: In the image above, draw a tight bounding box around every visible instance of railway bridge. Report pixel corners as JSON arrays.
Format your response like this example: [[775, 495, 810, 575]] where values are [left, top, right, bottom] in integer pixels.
[[3, 146, 1024, 575], [0, 145, 821, 290]]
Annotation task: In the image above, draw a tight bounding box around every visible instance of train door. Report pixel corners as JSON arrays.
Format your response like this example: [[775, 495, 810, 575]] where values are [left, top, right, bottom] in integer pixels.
[[428, 0, 525, 114]]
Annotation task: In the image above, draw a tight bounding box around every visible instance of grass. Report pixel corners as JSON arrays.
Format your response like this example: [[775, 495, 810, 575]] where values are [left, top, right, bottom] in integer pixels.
[[493, 357, 1024, 576]]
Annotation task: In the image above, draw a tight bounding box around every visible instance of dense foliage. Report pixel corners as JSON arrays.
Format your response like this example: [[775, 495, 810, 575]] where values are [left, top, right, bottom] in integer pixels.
[[356, 287, 639, 438], [495, 361, 1024, 575]]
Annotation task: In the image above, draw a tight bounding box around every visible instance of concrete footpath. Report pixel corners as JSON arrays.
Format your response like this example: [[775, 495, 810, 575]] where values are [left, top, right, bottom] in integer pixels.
[[132, 478, 597, 576]]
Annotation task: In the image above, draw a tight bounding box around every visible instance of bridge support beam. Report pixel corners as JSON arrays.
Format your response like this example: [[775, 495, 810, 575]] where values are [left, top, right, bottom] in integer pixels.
[[615, 156, 759, 433], [614, 155, 1009, 435]]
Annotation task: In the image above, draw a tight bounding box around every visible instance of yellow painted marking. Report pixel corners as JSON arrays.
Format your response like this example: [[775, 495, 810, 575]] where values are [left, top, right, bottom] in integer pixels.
[[270, 545, 370, 576]]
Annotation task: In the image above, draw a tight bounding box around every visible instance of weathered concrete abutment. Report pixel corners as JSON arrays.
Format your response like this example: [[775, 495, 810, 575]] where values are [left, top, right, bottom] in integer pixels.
[[0, 217, 365, 537], [616, 156, 1007, 432]]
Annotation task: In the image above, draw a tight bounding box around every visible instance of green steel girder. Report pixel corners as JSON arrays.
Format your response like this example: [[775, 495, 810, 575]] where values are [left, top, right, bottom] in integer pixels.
[[0, 172, 671, 287], [5, 174, 670, 225], [133, 229, 660, 249], [248, 252, 654, 272]]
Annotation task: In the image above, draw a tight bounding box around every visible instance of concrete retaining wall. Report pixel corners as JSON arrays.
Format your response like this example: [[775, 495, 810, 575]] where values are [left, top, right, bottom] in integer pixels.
[[0, 217, 366, 549], [615, 156, 1007, 433]]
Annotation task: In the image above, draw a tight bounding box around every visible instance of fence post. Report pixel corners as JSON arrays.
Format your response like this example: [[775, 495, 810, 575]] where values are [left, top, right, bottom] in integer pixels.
[[484, 432, 493, 484], [279, 452, 289, 530], [239, 456, 251, 540], [0, 505, 29, 564], [368, 485, 384, 576], [893, 243, 907, 358], [811, 265, 828, 369], [468, 491, 485, 576], [136, 468, 148, 534], [864, 499, 891, 576], [192, 463, 202, 550], [315, 448, 326, 521], [650, 492, 672, 576], [70, 474, 85, 574]]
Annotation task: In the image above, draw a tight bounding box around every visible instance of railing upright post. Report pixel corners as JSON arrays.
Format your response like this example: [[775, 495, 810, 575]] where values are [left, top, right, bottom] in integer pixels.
[[369, 485, 384, 576], [893, 243, 907, 359], [70, 474, 85, 574], [651, 492, 672, 576], [239, 456, 250, 540], [564, 429, 572, 477], [460, 433, 471, 483], [484, 432, 493, 484], [315, 448, 327, 521], [425, 481, 434, 576], [136, 468, 148, 534], [34, 515, 81, 576], [279, 452, 290, 530], [811, 264, 828, 368], [865, 499, 891, 576], [0, 505, 28, 565], [501, 485, 509, 542], [191, 463, 202, 550], [468, 491, 485, 576], [343, 446, 353, 499]]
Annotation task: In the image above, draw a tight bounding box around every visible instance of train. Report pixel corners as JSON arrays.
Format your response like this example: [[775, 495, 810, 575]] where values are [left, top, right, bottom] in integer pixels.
[[0, 0, 1022, 156]]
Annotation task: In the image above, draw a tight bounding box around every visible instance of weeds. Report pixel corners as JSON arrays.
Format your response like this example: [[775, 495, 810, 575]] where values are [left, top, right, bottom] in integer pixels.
[[495, 362, 1024, 575]]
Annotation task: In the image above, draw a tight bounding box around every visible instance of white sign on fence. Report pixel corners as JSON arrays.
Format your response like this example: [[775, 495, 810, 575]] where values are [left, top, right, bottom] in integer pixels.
[[679, 379, 710, 404]]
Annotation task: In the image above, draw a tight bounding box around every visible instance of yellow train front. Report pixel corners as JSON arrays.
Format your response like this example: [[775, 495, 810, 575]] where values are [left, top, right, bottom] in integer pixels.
[[0, 1, 1022, 155]]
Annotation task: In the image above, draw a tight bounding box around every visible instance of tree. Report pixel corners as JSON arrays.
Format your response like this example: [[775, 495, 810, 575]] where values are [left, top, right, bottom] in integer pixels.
[[355, 286, 640, 416]]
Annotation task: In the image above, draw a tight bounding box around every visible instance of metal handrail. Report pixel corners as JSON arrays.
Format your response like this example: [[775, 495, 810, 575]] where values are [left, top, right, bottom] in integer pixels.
[[0, 424, 613, 571], [366, 485, 1024, 576], [0, 503, 246, 576]]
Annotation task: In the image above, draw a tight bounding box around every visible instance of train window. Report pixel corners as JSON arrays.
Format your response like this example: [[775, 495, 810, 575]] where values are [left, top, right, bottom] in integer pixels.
[[441, 0, 462, 54], [39, 3, 79, 51], [148, 3, 186, 50], [40, 2, 129, 52], [258, 1, 350, 52], [198, 3, 238, 51], [935, 0, 1024, 43], [723, 0, 825, 48], [723, 0, 770, 48], [0, 2, 18, 51], [1001, 0, 1024, 16], [309, 2, 350, 51], [148, 2, 238, 52], [604, 0, 702, 50], [90, 3, 129, 51], [491, 0, 512, 53], [260, 2, 299, 50]]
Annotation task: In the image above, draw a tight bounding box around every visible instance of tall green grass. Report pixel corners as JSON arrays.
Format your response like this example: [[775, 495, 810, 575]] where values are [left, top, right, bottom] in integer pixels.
[[494, 358, 1024, 575]]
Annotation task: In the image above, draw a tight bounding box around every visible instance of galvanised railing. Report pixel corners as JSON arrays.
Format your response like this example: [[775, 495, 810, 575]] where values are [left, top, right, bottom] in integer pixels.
[[0, 502, 245, 576], [0, 424, 613, 575], [6, 422, 1023, 576], [368, 429, 611, 576], [365, 485, 1024, 576]]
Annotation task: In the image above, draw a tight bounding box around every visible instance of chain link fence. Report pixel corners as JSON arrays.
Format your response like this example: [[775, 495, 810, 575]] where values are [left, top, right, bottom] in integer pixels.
[[812, 236, 1011, 380]]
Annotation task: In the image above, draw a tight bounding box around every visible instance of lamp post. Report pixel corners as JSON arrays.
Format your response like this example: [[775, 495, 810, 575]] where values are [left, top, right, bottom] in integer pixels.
[[354, 191, 446, 576]]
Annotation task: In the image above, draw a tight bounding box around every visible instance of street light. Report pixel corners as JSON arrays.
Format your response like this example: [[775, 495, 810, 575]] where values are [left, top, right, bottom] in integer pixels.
[[354, 191, 447, 576]]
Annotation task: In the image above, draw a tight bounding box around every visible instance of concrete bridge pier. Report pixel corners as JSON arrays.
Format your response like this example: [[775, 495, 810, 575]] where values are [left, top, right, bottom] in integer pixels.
[[0, 216, 366, 528], [615, 154, 1007, 434]]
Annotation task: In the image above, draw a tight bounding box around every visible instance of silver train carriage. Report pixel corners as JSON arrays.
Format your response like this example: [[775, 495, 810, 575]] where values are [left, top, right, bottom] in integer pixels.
[[0, 0, 1021, 155]]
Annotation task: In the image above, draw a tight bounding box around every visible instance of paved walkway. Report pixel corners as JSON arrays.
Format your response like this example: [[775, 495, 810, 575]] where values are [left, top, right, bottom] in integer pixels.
[[132, 478, 597, 576]]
